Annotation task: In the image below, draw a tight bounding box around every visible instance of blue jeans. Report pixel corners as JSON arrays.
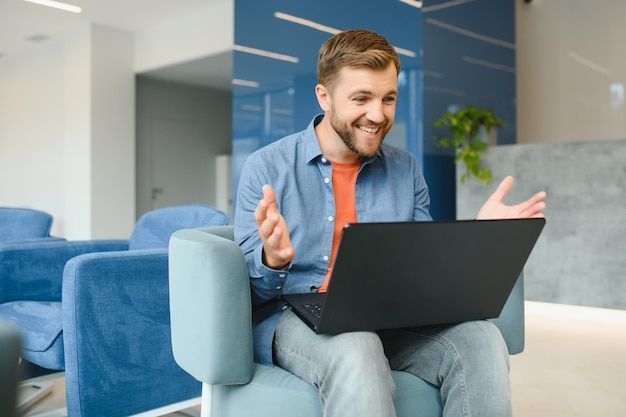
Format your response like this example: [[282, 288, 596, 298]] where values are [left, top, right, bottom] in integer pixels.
[[273, 310, 512, 417]]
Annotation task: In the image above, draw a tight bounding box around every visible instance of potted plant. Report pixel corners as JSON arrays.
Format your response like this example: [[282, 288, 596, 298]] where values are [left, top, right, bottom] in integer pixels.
[[433, 105, 504, 185]]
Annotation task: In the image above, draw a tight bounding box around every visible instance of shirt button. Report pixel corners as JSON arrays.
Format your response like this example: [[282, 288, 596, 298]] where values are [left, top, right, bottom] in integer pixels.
[[276, 286, 282, 290], [279, 273, 286, 278], [282, 305, 288, 310], [323, 255, 329, 261], [324, 177, 330, 184], [321, 157, 327, 163], [328, 216, 334, 222]]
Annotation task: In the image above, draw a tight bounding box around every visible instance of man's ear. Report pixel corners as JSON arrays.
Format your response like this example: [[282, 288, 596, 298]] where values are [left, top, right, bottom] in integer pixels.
[[315, 84, 331, 112]]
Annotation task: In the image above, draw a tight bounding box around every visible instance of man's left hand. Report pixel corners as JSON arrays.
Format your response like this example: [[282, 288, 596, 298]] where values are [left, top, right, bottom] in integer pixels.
[[476, 176, 547, 220]]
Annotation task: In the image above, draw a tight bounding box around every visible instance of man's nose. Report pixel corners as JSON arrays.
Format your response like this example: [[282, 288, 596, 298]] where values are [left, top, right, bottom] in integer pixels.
[[365, 101, 385, 124]]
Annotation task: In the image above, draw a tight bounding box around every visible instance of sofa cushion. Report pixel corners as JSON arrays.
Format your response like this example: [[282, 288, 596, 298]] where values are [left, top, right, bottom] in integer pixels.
[[212, 364, 442, 417], [129, 204, 228, 250], [0, 301, 64, 369], [0, 208, 53, 242]]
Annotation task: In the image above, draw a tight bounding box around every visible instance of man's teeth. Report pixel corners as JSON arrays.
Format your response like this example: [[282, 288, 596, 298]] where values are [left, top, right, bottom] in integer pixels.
[[358, 126, 378, 134]]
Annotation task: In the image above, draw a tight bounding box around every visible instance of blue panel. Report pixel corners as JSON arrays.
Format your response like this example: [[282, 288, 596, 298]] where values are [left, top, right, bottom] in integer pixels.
[[233, 0, 423, 205], [422, 0, 516, 219], [423, 153, 456, 221]]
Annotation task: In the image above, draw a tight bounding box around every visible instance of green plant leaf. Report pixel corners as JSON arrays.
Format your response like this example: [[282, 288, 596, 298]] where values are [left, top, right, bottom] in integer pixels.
[[433, 104, 503, 186], [463, 151, 480, 167], [470, 140, 488, 151], [477, 168, 493, 184]]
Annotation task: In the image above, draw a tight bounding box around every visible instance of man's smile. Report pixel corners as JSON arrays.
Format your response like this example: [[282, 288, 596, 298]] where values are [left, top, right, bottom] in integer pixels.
[[357, 124, 381, 136]]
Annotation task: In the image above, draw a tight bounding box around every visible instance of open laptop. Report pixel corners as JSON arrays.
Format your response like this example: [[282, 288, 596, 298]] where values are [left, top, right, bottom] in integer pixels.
[[282, 218, 545, 334]]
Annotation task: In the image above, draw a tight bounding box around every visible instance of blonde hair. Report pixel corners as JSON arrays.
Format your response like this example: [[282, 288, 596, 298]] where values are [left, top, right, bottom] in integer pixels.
[[317, 29, 401, 90]]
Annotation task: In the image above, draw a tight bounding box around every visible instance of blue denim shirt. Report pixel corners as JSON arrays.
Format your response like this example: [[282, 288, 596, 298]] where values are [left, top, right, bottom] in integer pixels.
[[234, 115, 432, 365]]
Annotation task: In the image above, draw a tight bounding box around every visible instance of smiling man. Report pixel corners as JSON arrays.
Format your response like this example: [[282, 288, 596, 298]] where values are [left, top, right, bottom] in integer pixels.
[[234, 29, 546, 417]]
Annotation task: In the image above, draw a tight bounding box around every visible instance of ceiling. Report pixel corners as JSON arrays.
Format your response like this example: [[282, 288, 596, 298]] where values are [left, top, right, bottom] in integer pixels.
[[0, 0, 232, 89], [0, 0, 516, 93]]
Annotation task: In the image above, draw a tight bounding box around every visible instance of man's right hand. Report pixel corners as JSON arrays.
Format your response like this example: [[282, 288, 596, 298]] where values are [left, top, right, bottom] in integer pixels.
[[254, 184, 295, 269]]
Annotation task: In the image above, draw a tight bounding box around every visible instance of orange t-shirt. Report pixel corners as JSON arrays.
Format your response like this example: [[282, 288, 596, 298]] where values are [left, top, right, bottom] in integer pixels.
[[318, 159, 361, 292]]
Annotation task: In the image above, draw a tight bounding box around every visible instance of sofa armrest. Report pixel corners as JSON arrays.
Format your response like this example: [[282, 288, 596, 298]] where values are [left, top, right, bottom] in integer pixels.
[[0, 239, 129, 303], [62, 248, 200, 417], [489, 273, 525, 355], [0, 236, 65, 245], [169, 226, 253, 386]]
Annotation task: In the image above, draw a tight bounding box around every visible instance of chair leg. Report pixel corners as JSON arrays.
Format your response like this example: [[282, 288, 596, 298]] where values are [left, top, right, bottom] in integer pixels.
[[17, 380, 54, 413], [200, 383, 213, 417], [25, 408, 68, 417], [174, 408, 201, 417]]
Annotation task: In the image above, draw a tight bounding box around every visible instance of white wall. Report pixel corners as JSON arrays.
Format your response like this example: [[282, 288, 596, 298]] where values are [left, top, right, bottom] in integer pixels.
[[0, 24, 135, 239], [89, 25, 136, 239], [516, 0, 626, 143], [0, 38, 66, 231], [62, 25, 93, 239]]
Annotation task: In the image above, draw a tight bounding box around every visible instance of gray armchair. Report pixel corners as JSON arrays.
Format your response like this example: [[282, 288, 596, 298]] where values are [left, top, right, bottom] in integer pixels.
[[169, 226, 525, 417]]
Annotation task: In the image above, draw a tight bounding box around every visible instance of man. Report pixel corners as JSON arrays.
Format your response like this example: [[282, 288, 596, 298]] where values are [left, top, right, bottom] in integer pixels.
[[234, 29, 546, 417]]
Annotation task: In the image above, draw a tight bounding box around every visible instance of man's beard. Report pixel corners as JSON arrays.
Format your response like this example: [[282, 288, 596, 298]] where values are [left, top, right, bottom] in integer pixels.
[[330, 111, 389, 158]]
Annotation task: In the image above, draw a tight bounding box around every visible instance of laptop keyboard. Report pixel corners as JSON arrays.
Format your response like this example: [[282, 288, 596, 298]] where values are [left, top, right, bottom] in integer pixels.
[[303, 303, 322, 319]]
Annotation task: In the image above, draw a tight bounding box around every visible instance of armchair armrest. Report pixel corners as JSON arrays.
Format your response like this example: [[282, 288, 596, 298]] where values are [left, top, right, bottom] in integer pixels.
[[62, 248, 200, 417], [489, 273, 525, 355], [169, 226, 253, 386], [0, 239, 129, 303]]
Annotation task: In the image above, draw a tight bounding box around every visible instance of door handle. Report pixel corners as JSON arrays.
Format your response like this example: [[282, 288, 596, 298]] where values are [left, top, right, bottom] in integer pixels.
[[151, 187, 164, 200]]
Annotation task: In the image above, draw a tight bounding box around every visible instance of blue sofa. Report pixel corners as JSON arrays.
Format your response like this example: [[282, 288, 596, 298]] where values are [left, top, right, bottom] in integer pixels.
[[0, 204, 229, 416]]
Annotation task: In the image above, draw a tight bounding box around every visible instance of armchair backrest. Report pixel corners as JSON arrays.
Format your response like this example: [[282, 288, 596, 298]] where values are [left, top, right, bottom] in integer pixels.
[[0, 208, 53, 242], [129, 204, 229, 250]]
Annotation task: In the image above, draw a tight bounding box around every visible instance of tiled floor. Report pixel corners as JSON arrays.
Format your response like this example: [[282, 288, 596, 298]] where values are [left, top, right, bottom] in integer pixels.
[[21, 301, 626, 416], [510, 301, 626, 417]]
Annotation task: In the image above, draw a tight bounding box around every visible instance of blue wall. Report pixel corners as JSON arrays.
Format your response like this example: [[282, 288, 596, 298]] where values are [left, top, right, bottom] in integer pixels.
[[422, 0, 516, 219], [233, 0, 515, 219]]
